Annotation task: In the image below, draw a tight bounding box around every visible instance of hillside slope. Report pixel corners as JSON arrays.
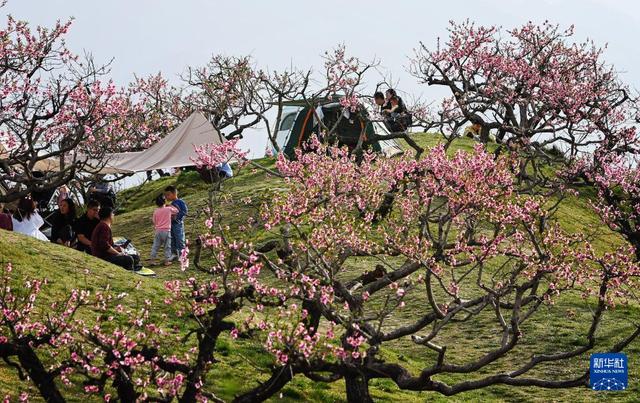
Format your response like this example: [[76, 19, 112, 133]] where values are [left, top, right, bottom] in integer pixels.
[[0, 134, 638, 402]]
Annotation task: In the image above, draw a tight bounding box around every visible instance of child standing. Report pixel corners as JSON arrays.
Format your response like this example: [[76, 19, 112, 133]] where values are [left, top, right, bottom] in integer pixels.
[[150, 195, 177, 266]]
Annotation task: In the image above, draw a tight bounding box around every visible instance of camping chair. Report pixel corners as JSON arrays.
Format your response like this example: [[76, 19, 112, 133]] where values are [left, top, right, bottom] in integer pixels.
[[30, 188, 58, 239]]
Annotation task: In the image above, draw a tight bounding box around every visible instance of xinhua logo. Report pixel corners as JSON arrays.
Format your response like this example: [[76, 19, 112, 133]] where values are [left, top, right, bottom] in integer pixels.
[[590, 353, 628, 391]]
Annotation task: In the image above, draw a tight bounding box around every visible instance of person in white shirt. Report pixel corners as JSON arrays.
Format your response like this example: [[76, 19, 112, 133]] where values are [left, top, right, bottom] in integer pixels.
[[12, 196, 49, 242]]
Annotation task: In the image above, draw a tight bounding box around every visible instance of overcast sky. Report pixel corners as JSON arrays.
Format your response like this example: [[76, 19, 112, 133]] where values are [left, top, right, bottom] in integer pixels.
[[6, 0, 640, 155]]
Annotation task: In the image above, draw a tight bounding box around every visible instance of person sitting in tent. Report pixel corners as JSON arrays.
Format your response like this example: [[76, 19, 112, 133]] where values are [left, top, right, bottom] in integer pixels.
[[74, 200, 100, 253], [11, 196, 48, 242], [91, 207, 140, 270], [50, 198, 77, 246]]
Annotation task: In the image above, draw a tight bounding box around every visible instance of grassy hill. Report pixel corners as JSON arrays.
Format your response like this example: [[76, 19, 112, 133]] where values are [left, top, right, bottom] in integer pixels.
[[0, 133, 638, 402]]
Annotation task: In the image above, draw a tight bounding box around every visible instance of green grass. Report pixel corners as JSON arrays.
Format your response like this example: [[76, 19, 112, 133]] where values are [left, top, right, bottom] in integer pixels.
[[0, 133, 638, 402]]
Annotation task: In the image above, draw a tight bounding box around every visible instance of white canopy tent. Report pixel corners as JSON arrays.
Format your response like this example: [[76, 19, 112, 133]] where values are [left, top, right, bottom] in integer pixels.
[[96, 111, 225, 174], [2, 111, 225, 175]]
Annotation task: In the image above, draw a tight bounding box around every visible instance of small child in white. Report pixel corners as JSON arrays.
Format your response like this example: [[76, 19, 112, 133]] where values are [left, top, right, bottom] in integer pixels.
[[150, 194, 177, 266]]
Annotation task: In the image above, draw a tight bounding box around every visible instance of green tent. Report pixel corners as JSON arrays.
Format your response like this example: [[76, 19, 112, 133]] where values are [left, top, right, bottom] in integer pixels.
[[274, 100, 401, 159]]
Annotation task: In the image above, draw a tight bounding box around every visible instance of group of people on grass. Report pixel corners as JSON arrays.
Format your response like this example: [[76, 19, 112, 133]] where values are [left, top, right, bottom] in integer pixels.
[[373, 88, 494, 142], [0, 185, 188, 272]]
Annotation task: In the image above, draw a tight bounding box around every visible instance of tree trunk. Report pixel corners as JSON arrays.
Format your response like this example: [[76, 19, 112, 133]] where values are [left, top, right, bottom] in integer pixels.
[[18, 346, 65, 403], [345, 372, 372, 403], [233, 365, 293, 403], [480, 126, 490, 144], [179, 327, 220, 403], [180, 297, 238, 403], [235, 303, 320, 402]]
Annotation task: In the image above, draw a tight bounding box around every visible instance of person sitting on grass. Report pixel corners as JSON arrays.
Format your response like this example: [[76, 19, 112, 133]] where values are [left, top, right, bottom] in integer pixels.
[[463, 116, 495, 142], [0, 203, 12, 231], [12, 196, 48, 242], [150, 194, 177, 266], [381, 89, 411, 133], [74, 200, 100, 253], [383, 89, 407, 115], [91, 207, 140, 271], [50, 198, 77, 246], [388, 96, 400, 113], [464, 121, 482, 140], [56, 184, 70, 209], [373, 91, 386, 113]]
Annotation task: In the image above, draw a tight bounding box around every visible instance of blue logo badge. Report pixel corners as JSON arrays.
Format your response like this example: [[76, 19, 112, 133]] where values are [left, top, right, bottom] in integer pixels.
[[590, 353, 628, 391]]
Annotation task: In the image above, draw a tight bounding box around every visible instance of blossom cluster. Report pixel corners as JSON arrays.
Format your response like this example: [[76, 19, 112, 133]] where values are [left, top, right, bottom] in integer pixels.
[[191, 138, 248, 170]]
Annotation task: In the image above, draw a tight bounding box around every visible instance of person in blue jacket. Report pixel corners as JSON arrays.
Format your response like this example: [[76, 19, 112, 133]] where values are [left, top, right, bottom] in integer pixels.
[[163, 185, 188, 261]]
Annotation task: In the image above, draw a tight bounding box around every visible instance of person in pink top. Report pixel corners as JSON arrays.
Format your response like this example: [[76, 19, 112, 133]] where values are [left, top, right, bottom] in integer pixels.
[[150, 194, 178, 265]]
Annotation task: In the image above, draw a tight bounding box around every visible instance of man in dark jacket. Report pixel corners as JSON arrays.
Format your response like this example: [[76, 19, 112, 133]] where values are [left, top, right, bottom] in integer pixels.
[[75, 200, 100, 253]]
